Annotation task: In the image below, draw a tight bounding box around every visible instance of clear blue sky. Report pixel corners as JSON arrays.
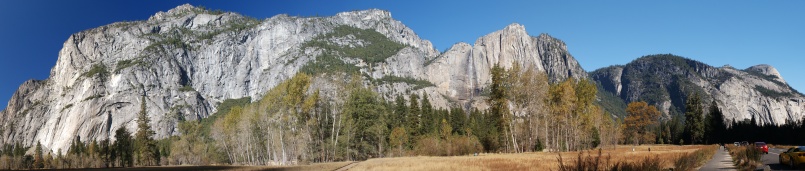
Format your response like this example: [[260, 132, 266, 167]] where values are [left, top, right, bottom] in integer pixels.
[[1, 1, 803, 111]]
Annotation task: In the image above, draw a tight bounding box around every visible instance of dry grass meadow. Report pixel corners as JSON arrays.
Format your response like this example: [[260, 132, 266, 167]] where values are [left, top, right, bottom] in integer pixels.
[[31, 146, 708, 171], [345, 145, 710, 171], [31, 162, 353, 171]]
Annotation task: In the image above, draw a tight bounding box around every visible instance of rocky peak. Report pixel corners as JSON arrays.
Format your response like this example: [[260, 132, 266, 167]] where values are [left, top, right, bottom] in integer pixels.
[[473, 23, 540, 70], [149, 4, 199, 21], [535, 33, 586, 83], [335, 9, 392, 21], [320, 9, 438, 57], [746, 64, 786, 83], [502, 23, 528, 35]]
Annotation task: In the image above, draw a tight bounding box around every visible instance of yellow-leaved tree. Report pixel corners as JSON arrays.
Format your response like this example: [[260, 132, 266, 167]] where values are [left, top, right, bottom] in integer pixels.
[[622, 101, 660, 146]]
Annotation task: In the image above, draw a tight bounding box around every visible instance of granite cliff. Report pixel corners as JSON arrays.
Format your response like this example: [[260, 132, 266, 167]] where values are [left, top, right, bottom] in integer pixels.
[[590, 54, 805, 125], [0, 4, 587, 153]]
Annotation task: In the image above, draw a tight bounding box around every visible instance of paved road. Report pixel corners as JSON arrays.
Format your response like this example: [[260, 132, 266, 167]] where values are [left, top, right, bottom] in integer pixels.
[[761, 148, 799, 171], [699, 147, 737, 171]]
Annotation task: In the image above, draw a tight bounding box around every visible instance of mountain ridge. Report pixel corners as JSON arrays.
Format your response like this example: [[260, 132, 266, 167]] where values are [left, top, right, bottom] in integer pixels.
[[590, 54, 805, 124], [3, 4, 802, 154], [0, 4, 587, 153]]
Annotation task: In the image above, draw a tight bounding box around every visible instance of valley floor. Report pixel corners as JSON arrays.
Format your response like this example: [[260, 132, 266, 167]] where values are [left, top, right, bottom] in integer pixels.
[[28, 145, 707, 171], [31, 162, 352, 171], [345, 145, 707, 171]]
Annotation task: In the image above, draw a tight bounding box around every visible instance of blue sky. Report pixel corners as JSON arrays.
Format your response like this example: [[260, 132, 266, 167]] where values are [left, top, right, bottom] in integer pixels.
[[1, 1, 803, 110]]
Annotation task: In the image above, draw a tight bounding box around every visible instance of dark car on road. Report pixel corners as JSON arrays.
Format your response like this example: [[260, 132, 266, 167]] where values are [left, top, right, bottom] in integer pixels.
[[755, 142, 768, 154]]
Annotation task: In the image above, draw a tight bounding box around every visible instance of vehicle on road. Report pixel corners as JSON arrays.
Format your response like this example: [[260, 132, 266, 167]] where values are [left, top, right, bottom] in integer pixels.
[[755, 142, 768, 154], [779, 146, 805, 169]]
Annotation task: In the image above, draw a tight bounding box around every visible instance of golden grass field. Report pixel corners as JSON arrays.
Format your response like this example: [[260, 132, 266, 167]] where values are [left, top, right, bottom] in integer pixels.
[[37, 145, 709, 171], [32, 162, 354, 171], [345, 145, 710, 171]]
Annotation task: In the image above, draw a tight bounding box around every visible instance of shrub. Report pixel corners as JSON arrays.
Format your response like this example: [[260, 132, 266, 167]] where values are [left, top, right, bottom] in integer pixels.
[[557, 149, 664, 171], [413, 135, 483, 156], [178, 85, 195, 92], [115, 59, 145, 72], [674, 145, 716, 171], [82, 64, 109, 78], [727, 146, 762, 170], [557, 149, 611, 171], [610, 156, 662, 171], [61, 104, 74, 112], [372, 76, 435, 90]]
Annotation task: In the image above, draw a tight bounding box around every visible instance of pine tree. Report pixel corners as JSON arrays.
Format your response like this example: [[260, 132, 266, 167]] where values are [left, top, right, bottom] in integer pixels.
[[684, 93, 704, 144], [420, 93, 434, 135], [33, 141, 44, 168], [705, 100, 726, 144], [114, 127, 133, 167], [449, 107, 466, 135], [135, 95, 159, 166], [343, 86, 387, 160], [99, 139, 111, 167], [488, 63, 509, 152], [408, 93, 420, 138], [393, 95, 407, 128]]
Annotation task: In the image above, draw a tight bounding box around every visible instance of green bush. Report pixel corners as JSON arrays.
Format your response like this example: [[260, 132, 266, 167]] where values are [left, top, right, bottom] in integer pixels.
[[178, 85, 195, 92], [115, 59, 145, 72], [82, 64, 109, 78], [299, 51, 361, 75], [373, 76, 435, 90], [61, 104, 73, 112]]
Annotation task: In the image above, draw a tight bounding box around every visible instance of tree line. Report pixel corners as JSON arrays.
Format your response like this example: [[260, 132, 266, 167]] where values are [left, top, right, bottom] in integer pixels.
[[622, 92, 805, 146]]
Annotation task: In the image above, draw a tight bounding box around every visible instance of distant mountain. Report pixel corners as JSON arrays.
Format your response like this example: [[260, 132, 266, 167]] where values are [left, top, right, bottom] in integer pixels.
[[0, 4, 586, 153], [591, 54, 805, 124]]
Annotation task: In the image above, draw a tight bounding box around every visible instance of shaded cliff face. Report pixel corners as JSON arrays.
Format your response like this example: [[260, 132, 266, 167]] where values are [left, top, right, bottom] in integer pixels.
[[0, 4, 586, 153], [591, 54, 805, 125]]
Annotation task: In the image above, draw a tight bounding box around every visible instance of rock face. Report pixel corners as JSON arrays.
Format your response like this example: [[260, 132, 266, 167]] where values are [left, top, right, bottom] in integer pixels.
[[0, 4, 586, 153], [590, 54, 805, 125]]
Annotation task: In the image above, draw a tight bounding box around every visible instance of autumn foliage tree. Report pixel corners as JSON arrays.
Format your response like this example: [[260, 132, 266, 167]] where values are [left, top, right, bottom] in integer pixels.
[[622, 101, 660, 145]]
